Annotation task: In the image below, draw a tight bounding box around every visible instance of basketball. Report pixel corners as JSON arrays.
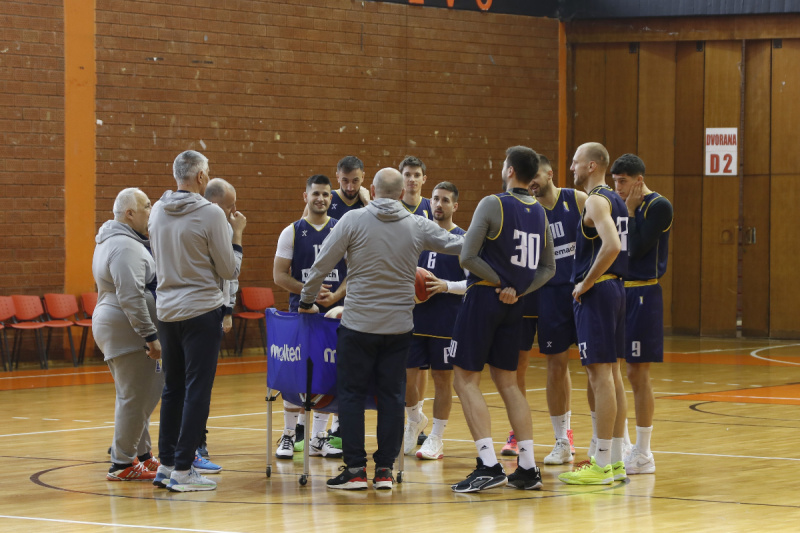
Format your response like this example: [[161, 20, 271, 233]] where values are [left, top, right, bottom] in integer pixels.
[[415, 267, 432, 303], [324, 306, 344, 319]]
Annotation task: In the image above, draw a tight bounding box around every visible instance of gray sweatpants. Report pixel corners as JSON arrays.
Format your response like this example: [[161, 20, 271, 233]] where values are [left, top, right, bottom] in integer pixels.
[[107, 349, 165, 465]]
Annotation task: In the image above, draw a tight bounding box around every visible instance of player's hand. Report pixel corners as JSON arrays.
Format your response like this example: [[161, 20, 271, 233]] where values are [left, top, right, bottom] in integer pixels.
[[324, 306, 344, 319], [496, 286, 518, 305], [222, 314, 232, 333], [626, 181, 644, 216], [425, 272, 448, 296], [230, 210, 247, 234], [316, 284, 340, 307], [572, 279, 593, 303], [145, 339, 162, 360], [358, 186, 371, 205], [299, 304, 319, 314]]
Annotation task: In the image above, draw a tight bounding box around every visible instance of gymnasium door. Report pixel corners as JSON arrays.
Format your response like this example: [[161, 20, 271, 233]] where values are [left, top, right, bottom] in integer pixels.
[[569, 39, 800, 338]]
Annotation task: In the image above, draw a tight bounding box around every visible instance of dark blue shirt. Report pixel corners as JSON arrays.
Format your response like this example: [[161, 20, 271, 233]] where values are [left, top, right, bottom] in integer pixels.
[[572, 185, 629, 284], [288, 218, 347, 313]]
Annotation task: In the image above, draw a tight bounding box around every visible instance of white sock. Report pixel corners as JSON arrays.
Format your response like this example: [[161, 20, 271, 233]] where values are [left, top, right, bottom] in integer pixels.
[[551, 413, 568, 441], [431, 418, 447, 438], [518, 439, 536, 469], [623, 418, 632, 446], [331, 415, 340, 433], [636, 426, 653, 455], [284, 410, 299, 434], [595, 438, 612, 467], [418, 399, 425, 411], [611, 437, 624, 463], [406, 403, 422, 424], [312, 412, 330, 438], [475, 438, 498, 467], [566, 410, 572, 432], [590, 411, 597, 441], [297, 412, 306, 426]]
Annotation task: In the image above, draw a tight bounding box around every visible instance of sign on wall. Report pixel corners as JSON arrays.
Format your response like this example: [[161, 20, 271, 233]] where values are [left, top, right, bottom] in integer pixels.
[[365, 0, 558, 17], [705, 128, 738, 176]]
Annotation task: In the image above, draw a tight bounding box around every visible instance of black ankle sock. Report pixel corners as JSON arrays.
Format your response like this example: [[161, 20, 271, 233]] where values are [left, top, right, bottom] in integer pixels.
[[110, 463, 133, 472], [137, 453, 152, 462]]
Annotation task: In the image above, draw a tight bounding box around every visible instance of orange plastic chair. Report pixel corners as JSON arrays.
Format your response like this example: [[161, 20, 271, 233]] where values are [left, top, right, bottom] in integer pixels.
[[77, 292, 97, 364], [43, 294, 81, 367], [233, 287, 274, 356], [9, 295, 48, 369], [0, 296, 14, 372]]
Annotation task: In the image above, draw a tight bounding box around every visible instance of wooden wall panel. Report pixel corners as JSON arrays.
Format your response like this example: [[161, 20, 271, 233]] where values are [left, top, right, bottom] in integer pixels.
[[671, 42, 705, 334], [637, 42, 676, 330], [570, 44, 607, 164], [701, 41, 741, 336], [604, 43, 639, 169], [770, 39, 800, 338], [741, 41, 771, 337]]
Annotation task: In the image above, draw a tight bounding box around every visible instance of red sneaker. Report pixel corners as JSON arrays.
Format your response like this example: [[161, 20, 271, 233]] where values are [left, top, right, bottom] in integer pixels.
[[107, 461, 157, 481], [501, 430, 518, 456], [141, 456, 161, 471], [567, 429, 576, 455]]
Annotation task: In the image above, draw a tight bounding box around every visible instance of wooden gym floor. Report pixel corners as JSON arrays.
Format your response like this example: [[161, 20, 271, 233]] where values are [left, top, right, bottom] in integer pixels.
[[1, 335, 800, 532]]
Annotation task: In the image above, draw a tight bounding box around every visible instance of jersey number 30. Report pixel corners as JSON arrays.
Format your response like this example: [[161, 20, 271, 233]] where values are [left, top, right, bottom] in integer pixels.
[[510, 230, 540, 270]]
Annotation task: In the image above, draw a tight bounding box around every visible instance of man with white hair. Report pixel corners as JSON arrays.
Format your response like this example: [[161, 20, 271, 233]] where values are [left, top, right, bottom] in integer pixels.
[[299, 167, 463, 491], [92, 188, 163, 481], [148, 150, 247, 492]]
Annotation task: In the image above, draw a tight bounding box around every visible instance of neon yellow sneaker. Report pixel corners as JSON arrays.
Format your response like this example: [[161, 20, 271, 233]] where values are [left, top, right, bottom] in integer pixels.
[[558, 457, 613, 485], [612, 460, 626, 481]]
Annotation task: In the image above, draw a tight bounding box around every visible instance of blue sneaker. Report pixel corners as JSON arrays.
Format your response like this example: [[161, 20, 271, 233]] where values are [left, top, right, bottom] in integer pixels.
[[153, 464, 174, 488], [193, 451, 222, 474]]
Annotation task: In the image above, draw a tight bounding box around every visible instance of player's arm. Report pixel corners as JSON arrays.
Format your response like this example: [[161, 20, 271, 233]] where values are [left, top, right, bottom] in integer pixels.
[[628, 197, 673, 260], [518, 225, 556, 297], [273, 256, 303, 295], [573, 195, 622, 302], [459, 196, 502, 285]]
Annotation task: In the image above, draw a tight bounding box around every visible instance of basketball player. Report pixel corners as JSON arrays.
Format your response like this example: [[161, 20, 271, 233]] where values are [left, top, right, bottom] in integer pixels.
[[273, 174, 347, 460], [558, 142, 628, 486], [403, 182, 467, 460], [450, 146, 555, 493], [611, 154, 672, 475]]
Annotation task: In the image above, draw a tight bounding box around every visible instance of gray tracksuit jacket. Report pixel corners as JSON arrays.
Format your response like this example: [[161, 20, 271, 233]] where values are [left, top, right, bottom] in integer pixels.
[[91, 220, 158, 360], [148, 190, 242, 322], [300, 197, 464, 335]]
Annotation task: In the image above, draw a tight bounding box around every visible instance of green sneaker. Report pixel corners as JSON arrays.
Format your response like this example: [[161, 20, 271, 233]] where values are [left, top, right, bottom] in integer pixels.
[[294, 439, 304, 452], [328, 436, 342, 449], [612, 460, 626, 481], [558, 457, 613, 485]]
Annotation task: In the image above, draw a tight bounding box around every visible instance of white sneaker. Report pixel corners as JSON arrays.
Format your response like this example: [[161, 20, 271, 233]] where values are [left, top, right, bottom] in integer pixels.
[[416, 433, 444, 460], [167, 467, 216, 492], [276, 432, 294, 459], [309, 432, 343, 458], [624, 446, 656, 474], [623, 441, 633, 461], [544, 439, 574, 465], [403, 413, 428, 455], [587, 436, 597, 459]]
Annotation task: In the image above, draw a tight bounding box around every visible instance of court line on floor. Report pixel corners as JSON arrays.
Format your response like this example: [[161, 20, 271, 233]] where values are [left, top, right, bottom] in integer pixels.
[[0, 515, 242, 532], [749, 344, 800, 366]]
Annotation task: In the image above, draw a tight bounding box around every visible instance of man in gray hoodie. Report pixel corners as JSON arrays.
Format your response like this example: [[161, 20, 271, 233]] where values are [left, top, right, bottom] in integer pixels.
[[148, 150, 246, 492], [299, 167, 463, 490], [92, 187, 163, 482]]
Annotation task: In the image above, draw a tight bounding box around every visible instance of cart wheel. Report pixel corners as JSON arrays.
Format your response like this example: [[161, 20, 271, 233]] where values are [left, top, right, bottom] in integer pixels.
[[299, 475, 308, 486], [397, 472, 403, 483], [266, 466, 272, 477]]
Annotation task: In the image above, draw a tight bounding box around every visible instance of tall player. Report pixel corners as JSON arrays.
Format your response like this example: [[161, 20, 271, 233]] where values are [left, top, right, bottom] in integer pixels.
[[450, 146, 555, 493], [558, 142, 628, 486], [528, 155, 587, 465], [403, 182, 467, 460], [273, 174, 347, 460], [611, 154, 672, 475], [303, 156, 370, 218]]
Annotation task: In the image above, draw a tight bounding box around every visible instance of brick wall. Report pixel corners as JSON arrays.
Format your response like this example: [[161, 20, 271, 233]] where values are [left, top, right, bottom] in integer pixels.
[[0, 0, 65, 295], [94, 0, 558, 324]]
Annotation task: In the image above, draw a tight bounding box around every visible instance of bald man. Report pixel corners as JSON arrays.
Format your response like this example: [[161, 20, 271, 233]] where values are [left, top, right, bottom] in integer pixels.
[[299, 167, 463, 490], [558, 142, 629, 486]]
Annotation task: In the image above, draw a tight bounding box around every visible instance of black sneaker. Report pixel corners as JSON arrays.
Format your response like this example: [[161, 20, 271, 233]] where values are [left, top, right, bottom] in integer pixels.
[[327, 427, 340, 439], [451, 458, 507, 493], [373, 467, 394, 490], [507, 464, 543, 490], [327, 465, 368, 490], [295, 423, 305, 443], [417, 430, 428, 446]]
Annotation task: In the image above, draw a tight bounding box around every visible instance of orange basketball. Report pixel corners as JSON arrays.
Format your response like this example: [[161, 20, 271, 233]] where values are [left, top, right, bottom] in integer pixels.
[[415, 267, 432, 303]]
